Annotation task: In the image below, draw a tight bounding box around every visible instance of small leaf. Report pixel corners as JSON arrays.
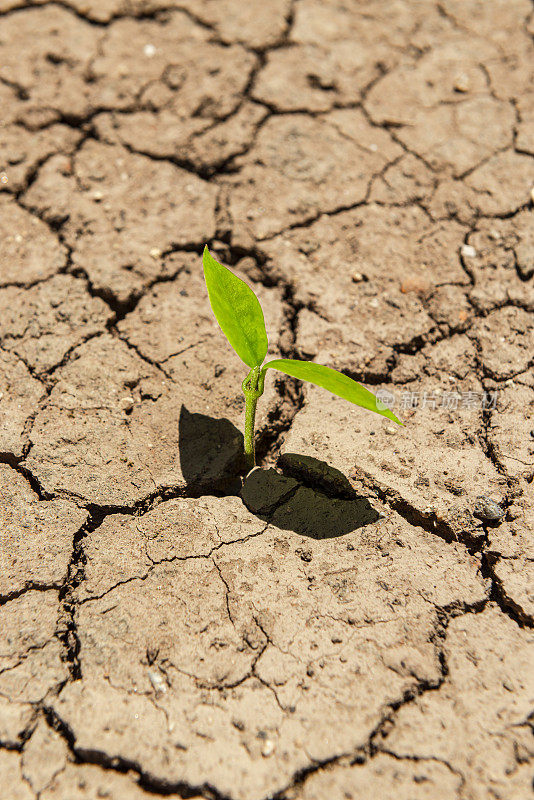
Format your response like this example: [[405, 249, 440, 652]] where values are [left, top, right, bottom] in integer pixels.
[[263, 359, 403, 425], [203, 246, 268, 368]]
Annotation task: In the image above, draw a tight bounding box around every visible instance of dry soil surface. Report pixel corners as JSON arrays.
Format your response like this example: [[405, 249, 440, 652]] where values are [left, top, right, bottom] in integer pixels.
[[0, 1, 533, 799]]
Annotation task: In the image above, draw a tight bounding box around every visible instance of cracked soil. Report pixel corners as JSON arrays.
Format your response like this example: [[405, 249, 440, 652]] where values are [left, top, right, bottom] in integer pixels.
[[0, 0, 533, 798]]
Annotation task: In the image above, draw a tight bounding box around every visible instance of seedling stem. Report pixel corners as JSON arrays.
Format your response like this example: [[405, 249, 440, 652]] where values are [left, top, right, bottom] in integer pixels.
[[242, 365, 265, 468]]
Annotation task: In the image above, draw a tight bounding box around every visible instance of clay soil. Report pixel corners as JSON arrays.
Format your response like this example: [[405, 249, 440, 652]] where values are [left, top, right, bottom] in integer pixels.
[[1, 1, 534, 798]]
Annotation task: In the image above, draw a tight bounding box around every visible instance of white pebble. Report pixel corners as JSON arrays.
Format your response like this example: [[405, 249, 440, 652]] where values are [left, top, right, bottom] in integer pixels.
[[148, 670, 167, 694], [262, 739, 275, 757], [144, 43, 156, 57], [461, 244, 477, 258]]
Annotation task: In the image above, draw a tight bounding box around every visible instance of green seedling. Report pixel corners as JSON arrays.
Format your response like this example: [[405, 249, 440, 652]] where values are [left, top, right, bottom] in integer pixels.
[[203, 246, 402, 469]]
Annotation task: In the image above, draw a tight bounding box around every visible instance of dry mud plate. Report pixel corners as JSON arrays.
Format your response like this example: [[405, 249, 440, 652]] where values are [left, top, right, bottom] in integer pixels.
[[1, 1, 534, 799]]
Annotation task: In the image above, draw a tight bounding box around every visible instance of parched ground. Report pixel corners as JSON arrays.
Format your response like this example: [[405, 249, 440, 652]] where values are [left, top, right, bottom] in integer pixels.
[[0, 0, 533, 798]]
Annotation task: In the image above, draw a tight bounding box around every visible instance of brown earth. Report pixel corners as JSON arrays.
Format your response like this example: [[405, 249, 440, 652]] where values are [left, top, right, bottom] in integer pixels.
[[0, 1, 533, 798]]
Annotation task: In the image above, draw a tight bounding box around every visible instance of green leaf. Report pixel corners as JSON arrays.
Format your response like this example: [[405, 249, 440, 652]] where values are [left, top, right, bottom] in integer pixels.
[[203, 246, 268, 368], [263, 359, 403, 425]]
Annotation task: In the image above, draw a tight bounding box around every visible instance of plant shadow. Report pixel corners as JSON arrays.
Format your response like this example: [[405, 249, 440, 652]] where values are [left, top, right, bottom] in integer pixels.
[[178, 407, 379, 540], [241, 455, 380, 540], [178, 405, 244, 492]]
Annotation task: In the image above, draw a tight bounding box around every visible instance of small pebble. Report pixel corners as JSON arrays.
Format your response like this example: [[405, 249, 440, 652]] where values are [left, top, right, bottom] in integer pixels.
[[385, 426, 396, 435], [474, 496, 504, 522], [262, 739, 275, 757], [119, 396, 135, 412], [506, 505, 522, 521], [143, 43, 156, 57], [453, 73, 470, 92], [461, 244, 477, 258], [0, 173, 8, 184], [92, 189, 104, 201], [148, 670, 167, 694], [351, 271, 365, 283], [149, 247, 162, 259], [299, 239, 318, 254]]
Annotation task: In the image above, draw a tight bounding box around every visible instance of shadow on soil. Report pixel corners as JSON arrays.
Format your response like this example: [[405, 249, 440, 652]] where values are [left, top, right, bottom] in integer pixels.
[[178, 406, 244, 491], [179, 407, 379, 539], [242, 456, 380, 540]]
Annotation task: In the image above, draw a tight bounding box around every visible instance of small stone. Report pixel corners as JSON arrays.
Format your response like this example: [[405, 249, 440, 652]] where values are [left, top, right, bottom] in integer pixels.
[[351, 271, 365, 283], [149, 247, 162, 259], [385, 426, 396, 435], [91, 189, 104, 201], [453, 73, 470, 92], [1, 173, 8, 184], [262, 739, 275, 757], [461, 244, 477, 258], [143, 43, 156, 57], [298, 239, 318, 255], [148, 670, 167, 694], [119, 396, 135, 412], [506, 505, 522, 521], [473, 496, 504, 522], [400, 277, 430, 295]]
